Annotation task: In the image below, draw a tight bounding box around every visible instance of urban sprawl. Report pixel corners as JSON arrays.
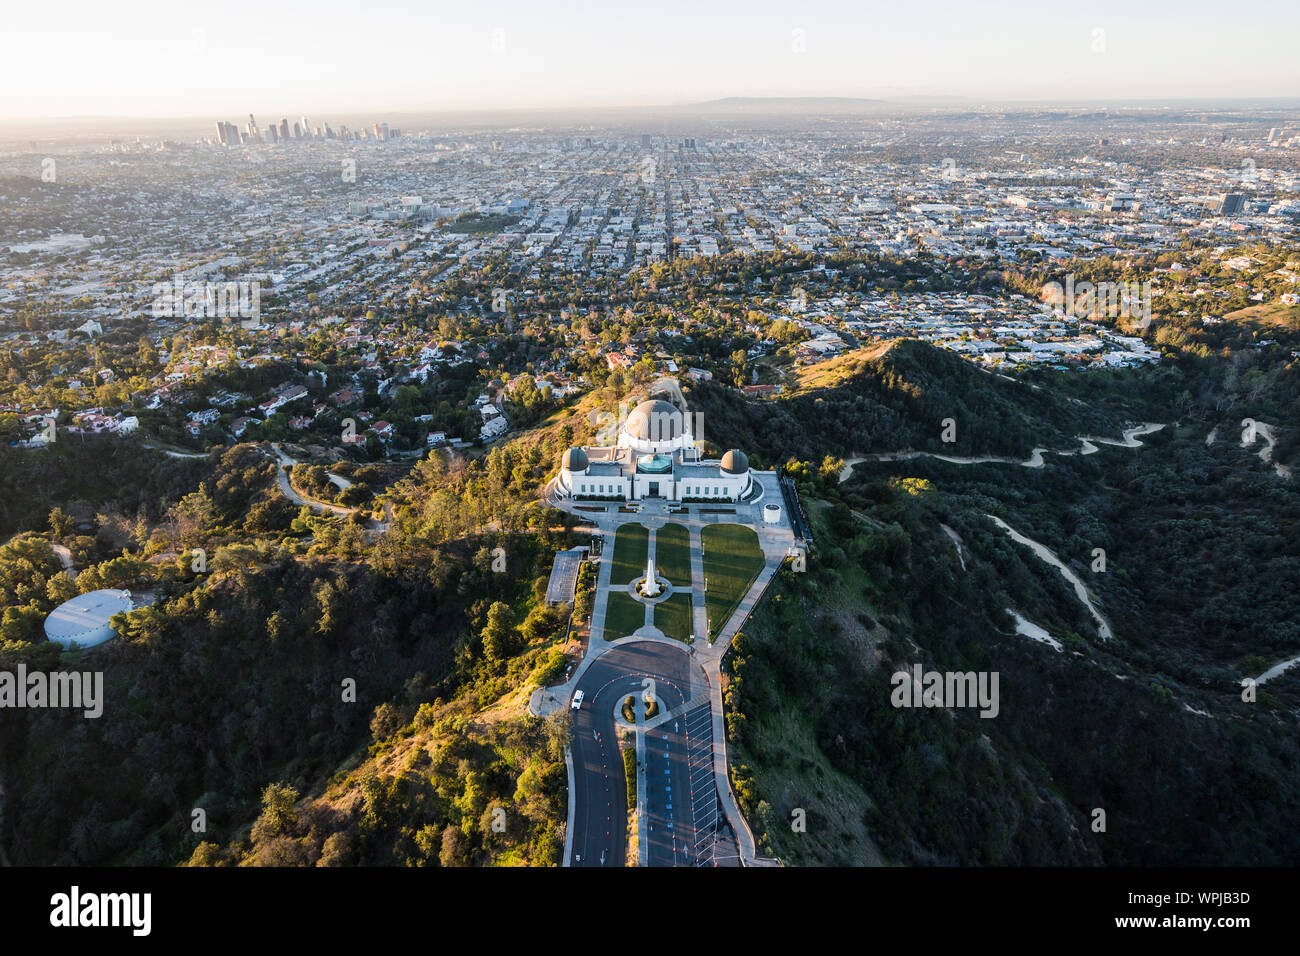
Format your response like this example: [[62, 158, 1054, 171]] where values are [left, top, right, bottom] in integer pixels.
[[2, 107, 1298, 454]]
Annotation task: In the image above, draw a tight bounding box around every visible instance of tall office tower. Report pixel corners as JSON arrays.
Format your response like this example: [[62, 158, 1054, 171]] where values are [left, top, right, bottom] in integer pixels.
[[381, 122, 389, 140], [372, 123, 382, 140], [1217, 192, 1245, 215], [266, 125, 278, 143], [248, 113, 259, 138], [300, 117, 310, 139], [642, 133, 651, 147], [585, 137, 593, 148], [215, 121, 228, 145], [389, 128, 400, 139], [1269, 128, 1281, 143], [292, 122, 301, 139], [280, 119, 290, 140]]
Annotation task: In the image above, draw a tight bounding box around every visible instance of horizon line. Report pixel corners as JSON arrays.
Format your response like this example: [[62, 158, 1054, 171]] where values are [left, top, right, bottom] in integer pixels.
[[7, 95, 1300, 127]]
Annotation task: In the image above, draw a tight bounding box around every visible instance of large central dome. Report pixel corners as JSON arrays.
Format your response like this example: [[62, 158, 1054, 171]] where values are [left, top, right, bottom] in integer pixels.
[[623, 399, 684, 442]]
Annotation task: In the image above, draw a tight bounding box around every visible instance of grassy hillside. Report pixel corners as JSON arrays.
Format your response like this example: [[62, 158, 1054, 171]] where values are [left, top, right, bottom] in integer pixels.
[[0, 421, 585, 866], [689, 339, 1130, 467], [726, 347, 1300, 864]]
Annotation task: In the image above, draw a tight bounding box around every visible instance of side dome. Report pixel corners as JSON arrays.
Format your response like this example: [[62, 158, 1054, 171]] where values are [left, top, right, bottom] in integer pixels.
[[561, 447, 589, 471], [720, 449, 749, 474], [624, 399, 683, 442]]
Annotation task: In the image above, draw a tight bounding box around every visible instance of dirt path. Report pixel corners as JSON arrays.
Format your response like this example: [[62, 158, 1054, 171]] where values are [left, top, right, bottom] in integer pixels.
[[839, 423, 1166, 481], [986, 513, 1113, 642], [1242, 420, 1293, 480]]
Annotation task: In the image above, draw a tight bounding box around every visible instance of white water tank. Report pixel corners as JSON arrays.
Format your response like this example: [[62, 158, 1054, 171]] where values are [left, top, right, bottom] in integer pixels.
[[763, 503, 782, 524], [43, 589, 134, 649]]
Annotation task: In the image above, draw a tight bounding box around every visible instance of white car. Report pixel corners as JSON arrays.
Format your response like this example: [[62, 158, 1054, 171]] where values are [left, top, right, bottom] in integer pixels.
[[571, 690, 585, 710]]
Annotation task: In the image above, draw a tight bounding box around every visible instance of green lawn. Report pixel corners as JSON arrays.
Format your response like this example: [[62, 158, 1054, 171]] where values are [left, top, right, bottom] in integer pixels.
[[654, 591, 695, 643], [610, 523, 649, 586], [654, 523, 692, 588], [604, 591, 646, 640], [702, 524, 765, 640]]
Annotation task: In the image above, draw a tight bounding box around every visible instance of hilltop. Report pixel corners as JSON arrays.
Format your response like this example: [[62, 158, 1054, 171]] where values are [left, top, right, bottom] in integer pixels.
[[689, 339, 1129, 466], [721, 345, 1300, 866]]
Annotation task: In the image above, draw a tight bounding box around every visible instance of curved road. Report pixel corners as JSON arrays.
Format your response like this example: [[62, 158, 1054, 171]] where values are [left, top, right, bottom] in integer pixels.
[[569, 640, 708, 867]]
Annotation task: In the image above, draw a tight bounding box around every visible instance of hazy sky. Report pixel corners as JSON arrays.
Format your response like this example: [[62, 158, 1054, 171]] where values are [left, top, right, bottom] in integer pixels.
[[4, 0, 1297, 119]]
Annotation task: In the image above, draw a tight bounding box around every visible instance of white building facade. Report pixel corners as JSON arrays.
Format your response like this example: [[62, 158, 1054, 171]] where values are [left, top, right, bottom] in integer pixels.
[[557, 398, 756, 502]]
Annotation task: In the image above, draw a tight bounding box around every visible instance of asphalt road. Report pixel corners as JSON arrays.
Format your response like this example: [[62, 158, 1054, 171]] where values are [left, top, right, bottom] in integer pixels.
[[568, 641, 704, 867]]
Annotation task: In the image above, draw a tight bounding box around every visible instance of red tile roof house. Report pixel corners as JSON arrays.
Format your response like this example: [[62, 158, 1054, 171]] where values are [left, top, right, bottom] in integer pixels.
[[257, 384, 305, 416], [186, 409, 218, 435], [371, 420, 395, 441], [70, 413, 116, 434]]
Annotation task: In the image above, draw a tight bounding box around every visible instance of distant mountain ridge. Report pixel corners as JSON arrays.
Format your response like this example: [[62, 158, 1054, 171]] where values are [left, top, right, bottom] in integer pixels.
[[669, 96, 891, 114]]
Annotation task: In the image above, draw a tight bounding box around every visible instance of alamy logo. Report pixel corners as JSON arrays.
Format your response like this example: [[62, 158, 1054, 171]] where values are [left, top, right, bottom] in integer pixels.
[[890, 664, 1000, 719], [50, 886, 151, 936], [151, 275, 261, 327], [0, 665, 103, 718], [1042, 273, 1152, 329]]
